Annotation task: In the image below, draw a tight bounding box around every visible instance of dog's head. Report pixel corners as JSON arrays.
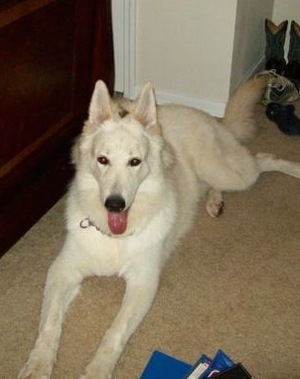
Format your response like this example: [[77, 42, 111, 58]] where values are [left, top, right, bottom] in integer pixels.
[[74, 81, 172, 236]]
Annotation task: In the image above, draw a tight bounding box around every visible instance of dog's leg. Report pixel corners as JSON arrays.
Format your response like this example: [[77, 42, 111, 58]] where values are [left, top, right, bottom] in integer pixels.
[[256, 152, 300, 178], [206, 188, 224, 217], [79, 269, 160, 379], [204, 154, 300, 216], [18, 252, 83, 379]]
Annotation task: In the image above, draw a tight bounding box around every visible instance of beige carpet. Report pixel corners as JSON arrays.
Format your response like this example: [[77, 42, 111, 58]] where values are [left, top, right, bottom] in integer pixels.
[[1, 101, 300, 379]]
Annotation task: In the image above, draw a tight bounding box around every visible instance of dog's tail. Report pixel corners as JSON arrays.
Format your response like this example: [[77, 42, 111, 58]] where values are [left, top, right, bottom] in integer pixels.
[[223, 77, 266, 143]]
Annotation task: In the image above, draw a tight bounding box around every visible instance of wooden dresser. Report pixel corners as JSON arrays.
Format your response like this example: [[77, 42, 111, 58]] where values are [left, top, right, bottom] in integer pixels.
[[0, 0, 114, 256]]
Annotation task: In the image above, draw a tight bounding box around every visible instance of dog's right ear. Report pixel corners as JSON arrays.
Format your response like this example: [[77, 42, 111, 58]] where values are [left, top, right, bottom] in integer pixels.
[[88, 80, 113, 124], [133, 82, 161, 134]]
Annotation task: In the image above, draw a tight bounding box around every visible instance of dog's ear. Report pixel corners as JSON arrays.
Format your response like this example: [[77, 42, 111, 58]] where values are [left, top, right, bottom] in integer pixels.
[[88, 80, 113, 124], [133, 83, 160, 134]]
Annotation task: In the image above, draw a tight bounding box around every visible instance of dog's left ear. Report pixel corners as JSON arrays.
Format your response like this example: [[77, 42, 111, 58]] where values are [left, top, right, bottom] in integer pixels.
[[88, 80, 113, 124], [133, 83, 160, 134]]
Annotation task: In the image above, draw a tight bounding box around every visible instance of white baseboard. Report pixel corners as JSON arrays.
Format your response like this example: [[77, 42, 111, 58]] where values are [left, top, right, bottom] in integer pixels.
[[155, 90, 226, 117], [129, 85, 226, 117], [231, 56, 265, 92], [130, 57, 266, 118], [241, 56, 266, 84]]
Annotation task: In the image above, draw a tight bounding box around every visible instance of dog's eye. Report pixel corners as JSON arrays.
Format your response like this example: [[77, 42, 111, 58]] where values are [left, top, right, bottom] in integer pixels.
[[129, 158, 141, 167], [97, 156, 109, 165]]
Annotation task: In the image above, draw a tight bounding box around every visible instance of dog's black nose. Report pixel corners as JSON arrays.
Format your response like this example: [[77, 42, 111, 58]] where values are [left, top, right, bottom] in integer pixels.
[[105, 195, 126, 212]]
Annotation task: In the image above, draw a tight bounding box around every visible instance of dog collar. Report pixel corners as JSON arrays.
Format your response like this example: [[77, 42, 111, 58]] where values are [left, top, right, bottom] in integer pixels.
[[80, 218, 101, 232], [79, 218, 134, 238]]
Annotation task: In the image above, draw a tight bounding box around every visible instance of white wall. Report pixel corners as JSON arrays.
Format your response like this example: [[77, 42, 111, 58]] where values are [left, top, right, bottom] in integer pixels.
[[136, 0, 238, 116], [230, 0, 274, 93], [273, 0, 300, 23], [112, 0, 300, 116]]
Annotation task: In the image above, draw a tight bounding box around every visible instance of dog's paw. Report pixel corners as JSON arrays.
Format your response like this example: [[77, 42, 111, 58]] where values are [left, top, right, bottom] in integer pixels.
[[18, 368, 51, 379], [18, 357, 53, 379], [79, 357, 114, 379], [79, 368, 112, 379], [79, 375, 112, 379], [206, 189, 224, 218]]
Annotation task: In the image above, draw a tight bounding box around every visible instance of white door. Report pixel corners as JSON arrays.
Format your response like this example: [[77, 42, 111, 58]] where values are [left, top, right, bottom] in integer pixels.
[[112, 0, 136, 98]]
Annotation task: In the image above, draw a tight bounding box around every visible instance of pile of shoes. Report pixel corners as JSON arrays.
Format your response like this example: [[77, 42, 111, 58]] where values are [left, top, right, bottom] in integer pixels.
[[257, 19, 300, 135], [257, 69, 299, 105]]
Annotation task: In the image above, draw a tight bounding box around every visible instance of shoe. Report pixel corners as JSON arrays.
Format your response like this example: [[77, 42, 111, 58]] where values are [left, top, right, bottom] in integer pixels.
[[285, 20, 300, 82], [285, 61, 300, 83], [265, 19, 288, 74], [256, 69, 299, 105], [266, 102, 300, 135]]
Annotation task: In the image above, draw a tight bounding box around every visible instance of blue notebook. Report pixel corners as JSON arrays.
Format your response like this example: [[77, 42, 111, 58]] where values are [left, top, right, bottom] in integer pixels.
[[140, 350, 192, 379]]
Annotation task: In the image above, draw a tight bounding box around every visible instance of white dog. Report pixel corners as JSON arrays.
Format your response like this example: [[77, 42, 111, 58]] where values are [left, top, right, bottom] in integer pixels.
[[19, 78, 300, 379]]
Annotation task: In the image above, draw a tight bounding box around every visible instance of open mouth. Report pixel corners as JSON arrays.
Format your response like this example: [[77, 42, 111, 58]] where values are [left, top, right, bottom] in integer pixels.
[[107, 210, 128, 235]]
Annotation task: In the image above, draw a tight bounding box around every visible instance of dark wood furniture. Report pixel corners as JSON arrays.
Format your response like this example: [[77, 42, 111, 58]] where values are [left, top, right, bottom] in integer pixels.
[[0, 0, 114, 257]]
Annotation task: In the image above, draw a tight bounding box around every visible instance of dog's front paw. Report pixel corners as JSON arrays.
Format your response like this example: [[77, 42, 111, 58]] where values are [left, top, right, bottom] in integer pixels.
[[18, 356, 53, 379], [79, 367, 112, 379], [79, 374, 112, 379]]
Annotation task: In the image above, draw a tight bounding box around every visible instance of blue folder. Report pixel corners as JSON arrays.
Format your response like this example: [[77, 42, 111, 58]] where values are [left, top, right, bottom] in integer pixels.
[[140, 350, 192, 379]]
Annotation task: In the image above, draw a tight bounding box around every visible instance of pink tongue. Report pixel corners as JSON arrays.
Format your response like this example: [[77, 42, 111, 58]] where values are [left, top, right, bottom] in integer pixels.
[[108, 211, 128, 235]]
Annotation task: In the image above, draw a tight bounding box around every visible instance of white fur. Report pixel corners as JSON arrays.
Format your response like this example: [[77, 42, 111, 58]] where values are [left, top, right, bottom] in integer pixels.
[[19, 79, 300, 379]]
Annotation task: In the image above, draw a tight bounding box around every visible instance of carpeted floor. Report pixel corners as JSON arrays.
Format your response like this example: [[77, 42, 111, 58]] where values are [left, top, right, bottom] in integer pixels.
[[1, 101, 300, 379]]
